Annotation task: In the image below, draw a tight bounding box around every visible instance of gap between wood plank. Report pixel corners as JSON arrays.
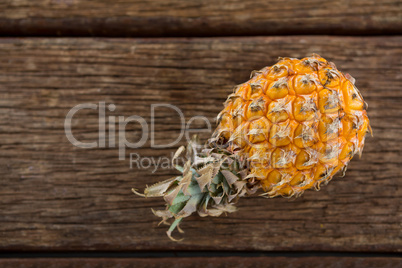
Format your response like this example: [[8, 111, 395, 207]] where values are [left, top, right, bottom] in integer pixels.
[[1, 251, 402, 258], [1, 32, 402, 38]]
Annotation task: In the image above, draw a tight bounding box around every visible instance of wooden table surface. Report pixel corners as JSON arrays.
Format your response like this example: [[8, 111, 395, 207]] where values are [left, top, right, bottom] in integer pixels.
[[0, 1, 401, 267]]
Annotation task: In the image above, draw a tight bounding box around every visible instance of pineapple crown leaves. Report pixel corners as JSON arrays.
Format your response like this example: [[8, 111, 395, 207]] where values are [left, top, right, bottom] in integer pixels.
[[133, 137, 254, 241]]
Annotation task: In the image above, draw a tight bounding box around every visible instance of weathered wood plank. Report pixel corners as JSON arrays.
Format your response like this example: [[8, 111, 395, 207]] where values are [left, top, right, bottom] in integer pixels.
[[0, 1, 401, 36], [1, 257, 401, 268], [0, 37, 401, 251]]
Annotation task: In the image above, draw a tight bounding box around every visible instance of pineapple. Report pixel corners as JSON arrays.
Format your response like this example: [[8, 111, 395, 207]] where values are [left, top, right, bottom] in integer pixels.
[[133, 54, 371, 240]]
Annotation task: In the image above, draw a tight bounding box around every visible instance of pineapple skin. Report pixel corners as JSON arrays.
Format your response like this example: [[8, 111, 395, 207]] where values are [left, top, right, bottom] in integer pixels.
[[214, 54, 370, 198]]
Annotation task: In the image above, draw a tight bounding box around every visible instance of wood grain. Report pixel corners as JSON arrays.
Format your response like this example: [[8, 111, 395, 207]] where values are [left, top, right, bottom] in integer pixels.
[[0, 37, 401, 251], [0, 0, 401, 36], [1, 257, 401, 268]]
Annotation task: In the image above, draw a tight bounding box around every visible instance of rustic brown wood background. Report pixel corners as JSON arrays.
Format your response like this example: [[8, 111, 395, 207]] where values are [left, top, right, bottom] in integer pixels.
[[0, 1, 401, 267]]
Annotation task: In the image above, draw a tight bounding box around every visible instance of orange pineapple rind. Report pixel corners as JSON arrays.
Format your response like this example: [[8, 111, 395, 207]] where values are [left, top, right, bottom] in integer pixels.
[[214, 54, 371, 198]]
